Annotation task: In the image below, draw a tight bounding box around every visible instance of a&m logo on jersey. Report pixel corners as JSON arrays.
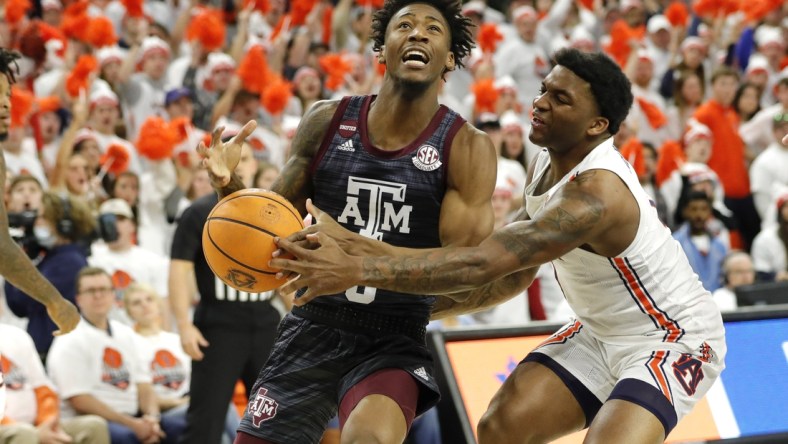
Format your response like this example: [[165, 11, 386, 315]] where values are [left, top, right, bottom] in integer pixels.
[[412, 144, 442, 171], [249, 387, 279, 426]]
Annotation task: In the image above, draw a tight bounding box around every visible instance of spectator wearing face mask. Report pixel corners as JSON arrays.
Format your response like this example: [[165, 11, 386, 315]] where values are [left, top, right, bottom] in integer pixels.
[[4, 189, 96, 359]]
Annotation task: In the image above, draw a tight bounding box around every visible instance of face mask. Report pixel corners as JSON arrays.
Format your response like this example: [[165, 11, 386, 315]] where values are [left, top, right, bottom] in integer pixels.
[[34, 226, 57, 249]]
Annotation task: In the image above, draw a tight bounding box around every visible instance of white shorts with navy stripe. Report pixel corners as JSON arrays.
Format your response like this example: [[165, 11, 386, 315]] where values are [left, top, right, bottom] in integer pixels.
[[526, 320, 725, 433]]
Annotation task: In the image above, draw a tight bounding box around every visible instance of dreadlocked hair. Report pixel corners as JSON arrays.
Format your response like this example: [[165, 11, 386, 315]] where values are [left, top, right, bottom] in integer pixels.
[[0, 48, 21, 84], [371, 0, 474, 72]]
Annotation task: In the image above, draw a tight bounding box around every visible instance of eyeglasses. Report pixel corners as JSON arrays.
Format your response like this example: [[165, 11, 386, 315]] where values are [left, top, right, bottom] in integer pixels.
[[80, 287, 115, 297], [773, 113, 788, 123]]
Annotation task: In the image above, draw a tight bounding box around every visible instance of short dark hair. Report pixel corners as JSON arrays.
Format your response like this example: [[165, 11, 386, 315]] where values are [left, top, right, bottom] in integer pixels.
[[370, 0, 475, 74], [0, 48, 21, 84], [552, 48, 633, 135], [710, 65, 739, 84], [685, 190, 712, 207], [75, 266, 111, 293]]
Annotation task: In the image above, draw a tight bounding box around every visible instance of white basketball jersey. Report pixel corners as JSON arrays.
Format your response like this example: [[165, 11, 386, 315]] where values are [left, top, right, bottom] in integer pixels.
[[525, 138, 725, 351]]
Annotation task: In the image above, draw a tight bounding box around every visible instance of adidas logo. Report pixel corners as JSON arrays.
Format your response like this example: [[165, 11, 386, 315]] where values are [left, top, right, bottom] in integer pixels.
[[413, 367, 429, 381], [337, 139, 355, 152]]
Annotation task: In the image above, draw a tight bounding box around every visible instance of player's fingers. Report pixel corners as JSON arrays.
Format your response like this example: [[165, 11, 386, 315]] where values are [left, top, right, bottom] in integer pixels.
[[196, 141, 209, 158], [232, 120, 257, 145], [306, 199, 327, 221], [280, 276, 307, 296], [210, 126, 224, 149], [273, 236, 315, 258], [270, 257, 302, 274]]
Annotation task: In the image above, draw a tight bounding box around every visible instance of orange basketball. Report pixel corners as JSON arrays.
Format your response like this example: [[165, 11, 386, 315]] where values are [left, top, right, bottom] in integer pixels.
[[202, 189, 304, 293]]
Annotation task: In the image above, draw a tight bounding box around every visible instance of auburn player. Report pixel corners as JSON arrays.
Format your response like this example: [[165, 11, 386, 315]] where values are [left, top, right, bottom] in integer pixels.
[[273, 49, 726, 444], [198, 0, 537, 442], [0, 47, 80, 419]]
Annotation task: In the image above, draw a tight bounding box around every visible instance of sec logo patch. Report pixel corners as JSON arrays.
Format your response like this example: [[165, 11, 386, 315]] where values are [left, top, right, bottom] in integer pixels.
[[412, 145, 442, 171]]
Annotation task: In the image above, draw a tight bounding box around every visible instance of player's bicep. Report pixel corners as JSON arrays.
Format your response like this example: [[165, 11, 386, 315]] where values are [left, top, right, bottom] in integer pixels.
[[440, 128, 497, 247], [272, 100, 338, 215]]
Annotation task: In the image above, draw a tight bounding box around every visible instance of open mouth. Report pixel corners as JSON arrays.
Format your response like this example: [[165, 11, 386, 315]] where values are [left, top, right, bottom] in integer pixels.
[[531, 114, 547, 128], [402, 49, 429, 67]]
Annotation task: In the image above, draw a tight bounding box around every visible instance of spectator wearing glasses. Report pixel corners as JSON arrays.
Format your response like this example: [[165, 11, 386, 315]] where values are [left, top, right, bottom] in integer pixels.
[[47, 266, 184, 444]]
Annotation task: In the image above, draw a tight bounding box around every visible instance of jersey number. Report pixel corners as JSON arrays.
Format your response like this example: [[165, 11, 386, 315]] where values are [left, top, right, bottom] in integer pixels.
[[345, 285, 377, 304]]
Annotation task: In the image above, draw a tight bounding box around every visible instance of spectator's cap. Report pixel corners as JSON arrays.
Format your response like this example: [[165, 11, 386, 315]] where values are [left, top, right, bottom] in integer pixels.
[[138, 36, 171, 61], [96, 45, 125, 67], [476, 112, 501, 130], [686, 166, 717, 185], [620, 0, 643, 11], [89, 88, 119, 108], [461, 1, 485, 17], [569, 27, 595, 48], [73, 128, 97, 146], [99, 198, 134, 219], [647, 15, 671, 33], [776, 67, 788, 85], [757, 28, 785, 49], [512, 5, 537, 23], [500, 110, 523, 134], [636, 48, 654, 64], [494, 75, 517, 93], [683, 121, 712, 145], [680, 36, 705, 53], [745, 56, 770, 76], [165, 87, 193, 107], [206, 52, 236, 74], [293, 66, 320, 84], [42, 0, 62, 11]]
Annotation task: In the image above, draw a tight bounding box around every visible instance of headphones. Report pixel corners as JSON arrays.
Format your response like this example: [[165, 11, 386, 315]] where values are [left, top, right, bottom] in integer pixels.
[[56, 193, 75, 238]]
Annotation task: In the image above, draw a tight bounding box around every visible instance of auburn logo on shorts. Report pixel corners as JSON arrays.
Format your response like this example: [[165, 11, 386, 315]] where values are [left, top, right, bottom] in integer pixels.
[[151, 350, 186, 391], [249, 387, 279, 426], [0, 355, 25, 390], [101, 347, 131, 390]]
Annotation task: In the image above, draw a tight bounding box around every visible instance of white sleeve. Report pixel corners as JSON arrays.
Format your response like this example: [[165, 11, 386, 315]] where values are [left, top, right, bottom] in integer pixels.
[[750, 233, 775, 273], [47, 336, 93, 399]]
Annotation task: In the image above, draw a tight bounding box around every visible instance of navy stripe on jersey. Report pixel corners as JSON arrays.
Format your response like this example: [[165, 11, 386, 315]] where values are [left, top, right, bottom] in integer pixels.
[[608, 257, 685, 342], [308, 95, 465, 319]]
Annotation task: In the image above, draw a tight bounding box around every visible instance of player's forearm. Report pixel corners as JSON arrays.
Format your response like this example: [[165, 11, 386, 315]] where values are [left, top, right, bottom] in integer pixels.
[[168, 261, 195, 329], [431, 267, 538, 319], [0, 237, 64, 307]]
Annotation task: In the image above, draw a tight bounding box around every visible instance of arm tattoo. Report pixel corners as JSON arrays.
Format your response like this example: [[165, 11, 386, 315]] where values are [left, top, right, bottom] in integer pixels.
[[431, 268, 537, 319], [271, 101, 338, 213], [359, 184, 605, 295]]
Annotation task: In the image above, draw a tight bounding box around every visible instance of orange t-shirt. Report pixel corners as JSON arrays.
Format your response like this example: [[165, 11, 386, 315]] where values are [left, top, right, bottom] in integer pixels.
[[693, 100, 750, 198]]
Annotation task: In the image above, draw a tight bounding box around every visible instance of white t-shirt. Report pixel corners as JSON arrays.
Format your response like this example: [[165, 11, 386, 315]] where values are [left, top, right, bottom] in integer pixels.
[[135, 331, 191, 401], [3, 141, 49, 188], [749, 143, 788, 222], [47, 319, 151, 418], [0, 324, 52, 424], [751, 226, 788, 276]]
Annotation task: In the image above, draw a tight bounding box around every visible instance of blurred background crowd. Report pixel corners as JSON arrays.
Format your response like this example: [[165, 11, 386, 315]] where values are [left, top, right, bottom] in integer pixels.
[[0, 0, 786, 442]]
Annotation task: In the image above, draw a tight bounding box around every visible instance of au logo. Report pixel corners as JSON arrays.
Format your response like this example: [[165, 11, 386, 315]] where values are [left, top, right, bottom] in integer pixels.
[[261, 203, 281, 223], [225, 269, 257, 289]]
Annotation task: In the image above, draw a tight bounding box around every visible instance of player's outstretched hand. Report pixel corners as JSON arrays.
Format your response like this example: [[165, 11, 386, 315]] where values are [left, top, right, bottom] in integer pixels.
[[48, 298, 80, 336], [197, 120, 257, 189], [271, 232, 361, 306]]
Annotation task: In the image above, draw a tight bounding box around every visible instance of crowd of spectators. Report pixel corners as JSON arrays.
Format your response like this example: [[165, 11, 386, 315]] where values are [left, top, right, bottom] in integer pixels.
[[1, 0, 787, 442]]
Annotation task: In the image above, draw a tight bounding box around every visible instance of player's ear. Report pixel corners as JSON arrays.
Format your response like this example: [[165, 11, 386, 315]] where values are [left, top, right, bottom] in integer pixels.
[[587, 117, 609, 137], [445, 51, 455, 72], [378, 47, 386, 64]]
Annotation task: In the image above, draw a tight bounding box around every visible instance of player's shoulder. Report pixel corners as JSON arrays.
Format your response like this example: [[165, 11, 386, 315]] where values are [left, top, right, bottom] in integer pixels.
[[452, 122, 496, 154], [302, 99, 342, 124]]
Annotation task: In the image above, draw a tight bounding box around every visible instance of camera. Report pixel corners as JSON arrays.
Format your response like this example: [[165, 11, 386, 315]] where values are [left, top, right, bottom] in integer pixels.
[[8, 210, 42, 260]]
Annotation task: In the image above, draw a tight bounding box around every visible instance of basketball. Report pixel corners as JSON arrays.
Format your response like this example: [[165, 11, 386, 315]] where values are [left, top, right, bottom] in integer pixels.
[[202, 189, 304, 293]]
